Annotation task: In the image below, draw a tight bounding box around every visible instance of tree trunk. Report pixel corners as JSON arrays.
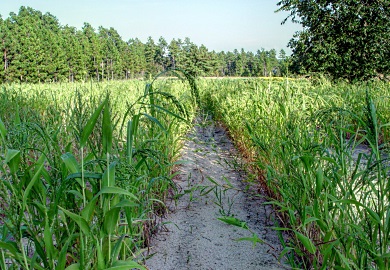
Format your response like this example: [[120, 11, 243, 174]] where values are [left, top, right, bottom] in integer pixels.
[[111, 59, 113, 80], [3, 49, 7, 71], [101, 61, 104, 80]]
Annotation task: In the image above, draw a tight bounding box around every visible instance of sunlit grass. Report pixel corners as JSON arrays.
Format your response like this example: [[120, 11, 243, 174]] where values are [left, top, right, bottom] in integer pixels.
[[1, 76, 389, 269], [0, 74, 198, 269], [200, 77, 390, 269]]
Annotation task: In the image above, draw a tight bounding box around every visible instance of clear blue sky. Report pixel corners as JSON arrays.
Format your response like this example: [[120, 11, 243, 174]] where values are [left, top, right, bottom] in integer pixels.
[[0, 0, 301, 54]]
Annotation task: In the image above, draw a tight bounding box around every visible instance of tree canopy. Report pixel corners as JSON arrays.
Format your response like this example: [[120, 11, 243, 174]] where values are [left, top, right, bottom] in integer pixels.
[[277, 0, 390, 80], [0, 6, 287, 83]]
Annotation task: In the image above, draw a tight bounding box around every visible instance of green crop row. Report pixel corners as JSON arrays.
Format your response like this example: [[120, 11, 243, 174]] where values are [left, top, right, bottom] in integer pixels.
[[1, 75, 389, 269], [200, 77, 390, 269], [0, 73, 198, 269]]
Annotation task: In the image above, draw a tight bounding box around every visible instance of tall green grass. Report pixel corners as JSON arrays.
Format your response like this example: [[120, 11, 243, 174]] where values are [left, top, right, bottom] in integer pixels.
[[200, 78, 390, 269], [0, 74, 197, 269], [2, 76, 388, 269]]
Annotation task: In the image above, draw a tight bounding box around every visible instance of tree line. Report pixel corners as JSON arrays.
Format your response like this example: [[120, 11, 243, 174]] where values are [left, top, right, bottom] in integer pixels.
[[0, 6, 288, 83]]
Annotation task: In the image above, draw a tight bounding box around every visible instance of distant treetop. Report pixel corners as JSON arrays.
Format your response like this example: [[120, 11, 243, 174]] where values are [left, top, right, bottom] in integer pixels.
[[0, 6, 288, 83]]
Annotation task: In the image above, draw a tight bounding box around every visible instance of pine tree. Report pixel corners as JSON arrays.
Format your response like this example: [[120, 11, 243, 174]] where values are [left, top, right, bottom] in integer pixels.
[[278, 49, 288, 76], [207, 50, 222, 77], [268, 49, 279, 76], [83, 23, 103, 81], [214, 51, 227, 76], [63, 26, 88, 81], [224, 51, 236, 76], [14, 8, 45, 82], [145, 36, 159, 78], [156, 37, 168, 72], [0, 15, 5, 81], [127, 38, 147, 78], [107, 27, 126, 79], [167, 39, 183, 70], [40, 12, 68, 82], [245, 51, 255, 77], [98, 27, 125, 80]]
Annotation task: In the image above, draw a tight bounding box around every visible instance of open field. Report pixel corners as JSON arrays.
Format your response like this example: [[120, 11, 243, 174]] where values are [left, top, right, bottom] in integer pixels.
[[0, 75, 197, 269], [200, 77, 390, 269], [0, 77, 389, 269]]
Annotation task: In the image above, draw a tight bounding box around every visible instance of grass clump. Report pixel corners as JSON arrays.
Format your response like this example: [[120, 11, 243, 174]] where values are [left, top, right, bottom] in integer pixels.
[[200, 78, 390, 269], [0, 72, 198, 269]]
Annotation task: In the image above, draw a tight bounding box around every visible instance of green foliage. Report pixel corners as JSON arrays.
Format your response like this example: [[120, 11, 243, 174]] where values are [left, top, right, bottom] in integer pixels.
[[0, 6, 287, 83], [202, 77, 390, 269], [0, 76, 198, 268], [277, 0, 390, 80]]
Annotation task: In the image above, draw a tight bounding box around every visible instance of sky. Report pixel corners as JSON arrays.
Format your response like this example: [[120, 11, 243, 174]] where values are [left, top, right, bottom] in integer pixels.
[[0, 0, 301, 54]]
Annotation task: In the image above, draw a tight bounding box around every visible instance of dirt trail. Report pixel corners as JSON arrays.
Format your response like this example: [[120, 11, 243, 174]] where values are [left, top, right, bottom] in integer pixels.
[[145, 116, 289, 270]]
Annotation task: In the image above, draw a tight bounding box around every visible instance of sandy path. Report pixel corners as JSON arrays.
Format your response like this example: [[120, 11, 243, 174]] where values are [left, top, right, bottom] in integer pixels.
[[145, 116, 289, 270]]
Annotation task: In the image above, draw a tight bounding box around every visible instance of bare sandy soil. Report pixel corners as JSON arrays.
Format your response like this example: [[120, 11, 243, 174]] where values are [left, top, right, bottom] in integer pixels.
[[145, 116, 290, 270]]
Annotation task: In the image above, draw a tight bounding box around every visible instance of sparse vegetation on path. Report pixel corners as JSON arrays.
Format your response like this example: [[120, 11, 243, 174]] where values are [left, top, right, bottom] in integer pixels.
[[145, 115, 288, 270]]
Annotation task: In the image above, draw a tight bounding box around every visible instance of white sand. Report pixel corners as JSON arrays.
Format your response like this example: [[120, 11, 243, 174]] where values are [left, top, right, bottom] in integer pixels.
[[145, 116, 289, 270]]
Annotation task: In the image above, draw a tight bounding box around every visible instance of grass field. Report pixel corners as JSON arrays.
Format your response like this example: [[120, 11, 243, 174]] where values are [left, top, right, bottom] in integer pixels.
[[200, 77, 390, 269], [0, 76, 389, 269], [0, 75, 197, 269]]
